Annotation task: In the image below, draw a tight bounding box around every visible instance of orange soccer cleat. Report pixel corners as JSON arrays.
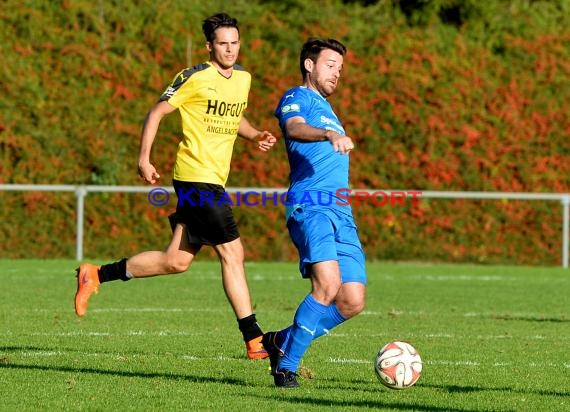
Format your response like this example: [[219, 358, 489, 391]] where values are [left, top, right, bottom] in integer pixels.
[[74, 263, 101, 317], [246, 335, 269, 360]]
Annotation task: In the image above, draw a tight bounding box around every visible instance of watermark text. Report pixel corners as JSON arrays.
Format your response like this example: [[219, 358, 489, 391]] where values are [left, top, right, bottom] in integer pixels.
[[147, 188, 422, 208]]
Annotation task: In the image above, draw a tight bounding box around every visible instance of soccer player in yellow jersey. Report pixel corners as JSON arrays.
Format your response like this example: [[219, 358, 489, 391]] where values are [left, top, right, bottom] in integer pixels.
[[74, 13, 276, 360]]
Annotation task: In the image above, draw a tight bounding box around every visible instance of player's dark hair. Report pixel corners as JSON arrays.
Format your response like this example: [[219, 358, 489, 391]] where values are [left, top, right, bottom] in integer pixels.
[[202, 13, 239, 43], [300, 38, 347, 80]]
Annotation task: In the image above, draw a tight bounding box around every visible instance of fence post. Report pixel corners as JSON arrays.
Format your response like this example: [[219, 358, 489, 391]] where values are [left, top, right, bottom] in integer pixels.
[[562, 196, 570, 269], [75, 186, 87, 261]]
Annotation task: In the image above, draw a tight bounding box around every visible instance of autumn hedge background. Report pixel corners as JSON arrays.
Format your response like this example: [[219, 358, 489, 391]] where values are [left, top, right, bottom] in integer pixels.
[[1, 0, 569, 265]]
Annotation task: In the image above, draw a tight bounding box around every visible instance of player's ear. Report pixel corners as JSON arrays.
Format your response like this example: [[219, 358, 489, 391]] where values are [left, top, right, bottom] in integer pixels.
[[304, 58, 314, 73], [206, 41, 213, 52]]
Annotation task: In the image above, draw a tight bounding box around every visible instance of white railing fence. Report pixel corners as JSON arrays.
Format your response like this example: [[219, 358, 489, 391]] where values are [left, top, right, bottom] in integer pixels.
[[0, 184, 568, 268]]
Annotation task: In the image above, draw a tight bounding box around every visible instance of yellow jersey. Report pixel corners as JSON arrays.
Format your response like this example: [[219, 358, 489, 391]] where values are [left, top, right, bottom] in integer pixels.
[[160, 62, 251, 186]]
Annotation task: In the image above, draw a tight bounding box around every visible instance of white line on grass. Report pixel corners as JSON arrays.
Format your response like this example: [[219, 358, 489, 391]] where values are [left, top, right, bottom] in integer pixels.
[[21, 351, 65, 357], [361, 310, 567, 322], [29, 307, 225, 313], [328, 358, 479, 367], [427, 360, 479, 366], [328, 357, 370, 364], [332, 332, 570, 342], [27, 330, 208, 337], [10, 350, 570, 369], [23, 330, 569, 342], [408, 275, 514, 282], [29, 332, 112, 336], [327, 357, 570, 368], [90, 308, 224, 313]]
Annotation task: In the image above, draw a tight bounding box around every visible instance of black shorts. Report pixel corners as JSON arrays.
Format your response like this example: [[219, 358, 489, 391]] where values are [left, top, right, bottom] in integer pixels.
[[169, 180, 240, 246]]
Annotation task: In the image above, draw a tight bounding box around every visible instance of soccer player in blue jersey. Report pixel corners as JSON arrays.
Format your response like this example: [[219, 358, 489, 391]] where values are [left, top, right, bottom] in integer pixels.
[[262, 38, 367, 388]]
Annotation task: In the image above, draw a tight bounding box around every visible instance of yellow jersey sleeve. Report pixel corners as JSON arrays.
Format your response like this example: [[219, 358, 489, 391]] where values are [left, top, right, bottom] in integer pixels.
[[160, 63, 251, 186]]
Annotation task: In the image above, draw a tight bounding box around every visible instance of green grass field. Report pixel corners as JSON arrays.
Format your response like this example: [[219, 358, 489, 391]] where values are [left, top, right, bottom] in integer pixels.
[[1, 259, 568, 411]]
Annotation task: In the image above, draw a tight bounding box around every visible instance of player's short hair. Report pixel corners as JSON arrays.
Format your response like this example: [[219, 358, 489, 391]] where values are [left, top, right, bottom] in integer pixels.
[[202, 13, 240, 43], [300, 38, 347, 79]]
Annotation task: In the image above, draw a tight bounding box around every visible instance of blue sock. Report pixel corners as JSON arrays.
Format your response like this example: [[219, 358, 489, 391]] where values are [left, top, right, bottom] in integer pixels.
[[278, 294, 328, 373], [313, 303, 347, 339], [278, 303, 347, 348]]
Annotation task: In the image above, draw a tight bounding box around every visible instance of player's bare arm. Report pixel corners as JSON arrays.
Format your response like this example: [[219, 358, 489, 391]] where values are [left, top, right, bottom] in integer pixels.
[[138, 100, 177, 184], [238, 116, 277, 152], [284, 116, 354, 154]]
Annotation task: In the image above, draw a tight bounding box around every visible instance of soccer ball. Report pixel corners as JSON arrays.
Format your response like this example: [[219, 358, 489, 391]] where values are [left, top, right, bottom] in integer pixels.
[[374, 341, 422, 389]]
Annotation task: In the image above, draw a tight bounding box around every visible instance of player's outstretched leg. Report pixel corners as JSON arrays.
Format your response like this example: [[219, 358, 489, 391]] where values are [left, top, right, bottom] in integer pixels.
[[74, 263, 101, 317]]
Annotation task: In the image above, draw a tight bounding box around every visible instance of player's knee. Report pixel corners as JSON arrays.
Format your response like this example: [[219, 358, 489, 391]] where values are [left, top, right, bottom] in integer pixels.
[[218, 253, 244, 270], [338, 299, 365, 319], [215, 240, 245, 265], [348, 300, 365, 317], [315, 281, 342, 305]]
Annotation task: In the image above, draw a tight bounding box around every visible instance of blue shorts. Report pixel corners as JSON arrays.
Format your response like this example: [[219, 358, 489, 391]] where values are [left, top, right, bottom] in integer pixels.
[[287, 206, 366, 284]]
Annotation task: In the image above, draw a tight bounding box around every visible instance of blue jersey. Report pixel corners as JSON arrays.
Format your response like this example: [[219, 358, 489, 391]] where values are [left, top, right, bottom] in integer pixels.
[[274, 86, 352, 218]]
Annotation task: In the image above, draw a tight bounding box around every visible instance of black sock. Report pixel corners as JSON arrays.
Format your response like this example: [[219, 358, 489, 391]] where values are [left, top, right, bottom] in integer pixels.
[[98, 258, 130, 283], [237, 314, 263, 342]]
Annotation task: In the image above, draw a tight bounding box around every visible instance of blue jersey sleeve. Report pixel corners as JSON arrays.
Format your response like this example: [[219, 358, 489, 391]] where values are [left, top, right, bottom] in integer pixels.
[[274, 87, 312, 128]]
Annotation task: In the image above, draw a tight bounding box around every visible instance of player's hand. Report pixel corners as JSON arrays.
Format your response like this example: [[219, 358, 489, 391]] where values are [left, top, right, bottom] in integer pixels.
[[326, 131, 354, 155], [138, 162, 161, 184], [256, 131, 277, 152]]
